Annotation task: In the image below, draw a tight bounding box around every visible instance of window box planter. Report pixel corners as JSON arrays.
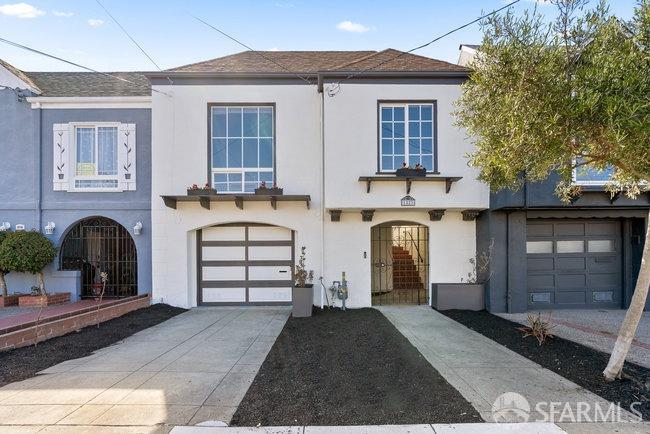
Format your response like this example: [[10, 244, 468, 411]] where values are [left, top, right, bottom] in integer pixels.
[[0, 294, 21, 307], [187, 188, 217, 196], [18, 292, 71, 307], [395, 168, 426, 178], [292, 284, 313, 317], [254, 187, 283, 196], [431, 283, 484, 311]]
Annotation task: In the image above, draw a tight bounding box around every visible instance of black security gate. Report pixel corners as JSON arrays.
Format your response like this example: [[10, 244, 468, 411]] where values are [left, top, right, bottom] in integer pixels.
[[60, 217, 137, 298], [371, 223, 429, 305]]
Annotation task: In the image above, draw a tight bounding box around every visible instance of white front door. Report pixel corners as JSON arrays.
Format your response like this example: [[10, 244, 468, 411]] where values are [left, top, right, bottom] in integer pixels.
[[198, 224, 294, 305]]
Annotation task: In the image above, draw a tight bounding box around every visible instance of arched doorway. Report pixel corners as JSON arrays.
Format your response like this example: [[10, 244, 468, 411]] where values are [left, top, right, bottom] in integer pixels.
[[60, 217, 138, 298], [371, 221, 429, 305]]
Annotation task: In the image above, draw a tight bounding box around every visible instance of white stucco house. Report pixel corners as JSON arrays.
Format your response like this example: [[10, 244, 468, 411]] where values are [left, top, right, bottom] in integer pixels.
[[146, 49, 489, 309]]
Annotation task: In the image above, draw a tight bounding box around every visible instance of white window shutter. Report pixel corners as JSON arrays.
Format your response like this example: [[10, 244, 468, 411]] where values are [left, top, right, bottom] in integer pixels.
[[52, 124, 70, 191], [118, 123, 137, 191]]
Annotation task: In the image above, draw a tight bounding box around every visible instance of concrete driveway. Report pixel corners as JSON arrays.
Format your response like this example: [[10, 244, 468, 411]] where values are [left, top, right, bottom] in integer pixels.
[[498, 310, 650, 368], [0, 306, 290, 432]]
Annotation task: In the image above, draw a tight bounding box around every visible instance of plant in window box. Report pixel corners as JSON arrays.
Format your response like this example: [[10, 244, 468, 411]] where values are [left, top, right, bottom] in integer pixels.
[[187, 183, 217, 196], [292, 246, 314, 318], [395, 162, 427, 177], [254, 181, 283, 196]]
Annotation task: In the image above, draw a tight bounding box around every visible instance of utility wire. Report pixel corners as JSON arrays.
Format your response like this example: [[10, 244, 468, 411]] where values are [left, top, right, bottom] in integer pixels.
[[95, 0, 163, 72], [189, 13, 314, 85], [0, 36, 170, 96], [330, 0, 522, 94]]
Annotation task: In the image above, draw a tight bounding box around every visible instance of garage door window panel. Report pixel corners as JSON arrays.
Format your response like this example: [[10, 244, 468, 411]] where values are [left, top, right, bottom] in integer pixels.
[[556, 240, 584, 253], [588, 240, 615, 253], [526, 241, 553, 254]]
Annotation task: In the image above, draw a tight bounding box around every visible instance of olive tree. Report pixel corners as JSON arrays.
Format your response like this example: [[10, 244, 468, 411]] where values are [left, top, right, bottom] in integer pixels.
[[0, 231, 9, 297], [0, 231, 57, 295], [455, 0, 649, 381]]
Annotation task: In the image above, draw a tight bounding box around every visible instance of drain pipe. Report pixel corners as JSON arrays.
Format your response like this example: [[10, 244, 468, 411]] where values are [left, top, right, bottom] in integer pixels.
[[318, 82, 326, 309]]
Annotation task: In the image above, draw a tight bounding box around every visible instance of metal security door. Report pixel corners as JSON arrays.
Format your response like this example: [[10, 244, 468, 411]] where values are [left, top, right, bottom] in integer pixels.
[[371, 224, 429, 305]]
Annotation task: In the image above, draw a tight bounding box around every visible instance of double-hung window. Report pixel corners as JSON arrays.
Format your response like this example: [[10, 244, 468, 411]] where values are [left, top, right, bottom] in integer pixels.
[[210, 105, 274, 193], [379, 102, 436, 173], [74, 125, 119, 189]]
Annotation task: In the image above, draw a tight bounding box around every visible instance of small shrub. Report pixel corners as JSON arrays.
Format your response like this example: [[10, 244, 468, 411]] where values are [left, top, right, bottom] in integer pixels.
[[294, 246, 314, 287], [0, 231, 57, 295], [517, 312, 555, 346]]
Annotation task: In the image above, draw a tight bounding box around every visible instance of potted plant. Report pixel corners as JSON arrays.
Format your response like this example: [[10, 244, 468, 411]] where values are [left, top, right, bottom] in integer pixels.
[[187, 183, 217, 196], [0, 231, 69, 307], [255, 181, 283, 196], [395, 162, 427, 177], [432, 240, 493, 311], [0, 231, 20, 307], [292, 246, 314, 317]]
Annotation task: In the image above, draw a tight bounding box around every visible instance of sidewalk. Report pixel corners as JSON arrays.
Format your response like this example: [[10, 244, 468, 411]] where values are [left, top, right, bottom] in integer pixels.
[[377, 306, 637, 424]]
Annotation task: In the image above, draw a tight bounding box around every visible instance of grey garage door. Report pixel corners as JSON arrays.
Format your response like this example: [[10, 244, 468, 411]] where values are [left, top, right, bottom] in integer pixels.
[[197, 224, 294, 305], [526, 220, 622, 309]]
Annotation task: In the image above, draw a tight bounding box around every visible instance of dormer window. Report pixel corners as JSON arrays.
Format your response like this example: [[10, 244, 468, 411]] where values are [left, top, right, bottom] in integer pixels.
[[573, 159, 615, 185]]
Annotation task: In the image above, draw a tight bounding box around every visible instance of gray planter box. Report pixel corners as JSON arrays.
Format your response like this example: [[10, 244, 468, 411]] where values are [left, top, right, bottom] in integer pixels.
[[431, 283, 485, 311], [292, 285, 313, 317]]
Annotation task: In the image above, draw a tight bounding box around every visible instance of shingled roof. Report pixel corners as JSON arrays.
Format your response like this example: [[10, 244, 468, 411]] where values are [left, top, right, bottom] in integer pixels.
[[24, 71, 151, 97], [168, 49, 469, 74]]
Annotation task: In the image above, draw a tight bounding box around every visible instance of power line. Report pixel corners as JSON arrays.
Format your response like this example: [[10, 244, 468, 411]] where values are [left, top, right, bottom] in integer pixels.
[[95, 0, 163, 72], [189, 13, 314, 85], [0, 36, 170, 96], [329, 0, 522, 94]]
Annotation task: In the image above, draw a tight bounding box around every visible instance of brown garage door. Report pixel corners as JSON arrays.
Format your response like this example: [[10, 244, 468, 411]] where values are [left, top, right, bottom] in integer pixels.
[[197, 224, 294, 305], [526, 220, 622, 309]]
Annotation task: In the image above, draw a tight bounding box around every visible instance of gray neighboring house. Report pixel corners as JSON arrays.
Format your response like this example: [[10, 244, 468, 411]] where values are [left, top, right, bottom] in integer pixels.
[[0, 59, 151, 300], [458, 46, 650, 313]]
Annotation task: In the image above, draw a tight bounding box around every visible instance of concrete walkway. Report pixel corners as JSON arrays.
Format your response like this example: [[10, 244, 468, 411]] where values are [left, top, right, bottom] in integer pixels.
[[498, 310, 650, 368], [378, 306, 639, 425], [0, 307, 290, 432]]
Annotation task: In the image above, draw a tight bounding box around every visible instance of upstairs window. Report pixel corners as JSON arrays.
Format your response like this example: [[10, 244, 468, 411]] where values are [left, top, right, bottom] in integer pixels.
[[52, 122, 136, 192], [75, 126, 119, 189], [210, 105, 274, 193], [574, 160, 615, 185], [379, 102, 436, 173]]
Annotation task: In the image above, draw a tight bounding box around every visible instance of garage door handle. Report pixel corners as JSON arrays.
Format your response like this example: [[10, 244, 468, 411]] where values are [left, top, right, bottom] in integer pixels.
[[279, 270, 288, 273]]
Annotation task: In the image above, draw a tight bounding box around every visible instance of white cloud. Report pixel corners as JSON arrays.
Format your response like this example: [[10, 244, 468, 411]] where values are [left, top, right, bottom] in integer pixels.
[[52, 10, 74, 17], [274, 2, 294, 8], [87, 18, 104, 27], [336, 20, 371, 33], [0, 3, 45, 18]]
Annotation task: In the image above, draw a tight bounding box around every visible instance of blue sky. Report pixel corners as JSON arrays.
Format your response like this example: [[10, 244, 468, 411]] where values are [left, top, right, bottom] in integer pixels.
[[0, 0, 640, 72]]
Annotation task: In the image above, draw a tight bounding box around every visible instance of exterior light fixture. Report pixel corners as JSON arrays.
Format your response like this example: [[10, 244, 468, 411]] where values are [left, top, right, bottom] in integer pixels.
[[133, 221, 143, 235], [0, 222, 10, 232], [44, 222, 56, 235]]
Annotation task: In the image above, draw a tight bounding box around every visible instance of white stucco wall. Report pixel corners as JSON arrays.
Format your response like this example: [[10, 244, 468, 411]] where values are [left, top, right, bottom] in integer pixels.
[[151, 81, 484, 308], [323, 82, 488, 210], [150, 84, 323, 308]]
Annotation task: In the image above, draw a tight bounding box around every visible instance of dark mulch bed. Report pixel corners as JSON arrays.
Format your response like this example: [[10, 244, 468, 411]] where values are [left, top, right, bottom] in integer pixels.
[[440, 309, 650, 420], [231, 307, 482, 426], [0, 303, 186, 387]]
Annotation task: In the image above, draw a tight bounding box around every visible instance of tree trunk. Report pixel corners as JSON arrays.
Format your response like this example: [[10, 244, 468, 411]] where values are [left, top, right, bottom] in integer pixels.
[[0, 272, 7, 297], [37, 271, 48, 296], [603, 210, 650, 381]]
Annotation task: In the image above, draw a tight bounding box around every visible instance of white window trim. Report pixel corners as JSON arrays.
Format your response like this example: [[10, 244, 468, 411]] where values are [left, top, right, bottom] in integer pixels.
[[378, 102, 436, 173], [69, 122, 122, 192], [210, 105, 275, 194]]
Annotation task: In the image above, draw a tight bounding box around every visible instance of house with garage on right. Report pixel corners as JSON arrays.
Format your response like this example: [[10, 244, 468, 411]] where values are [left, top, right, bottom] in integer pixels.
[[477, 174, 649, 313]]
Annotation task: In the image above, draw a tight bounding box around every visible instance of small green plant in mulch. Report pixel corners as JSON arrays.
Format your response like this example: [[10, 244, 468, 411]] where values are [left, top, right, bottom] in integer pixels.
[[517, 312, 555, 346]]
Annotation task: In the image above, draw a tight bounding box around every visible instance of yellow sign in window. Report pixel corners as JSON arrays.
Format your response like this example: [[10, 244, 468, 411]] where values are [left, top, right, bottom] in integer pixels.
[[76, 163, 96, 176]]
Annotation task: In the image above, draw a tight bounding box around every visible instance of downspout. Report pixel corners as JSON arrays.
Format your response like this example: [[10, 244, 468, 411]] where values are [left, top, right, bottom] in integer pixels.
[[318, 79, 325, 309], [37, 104, 43, 232]]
